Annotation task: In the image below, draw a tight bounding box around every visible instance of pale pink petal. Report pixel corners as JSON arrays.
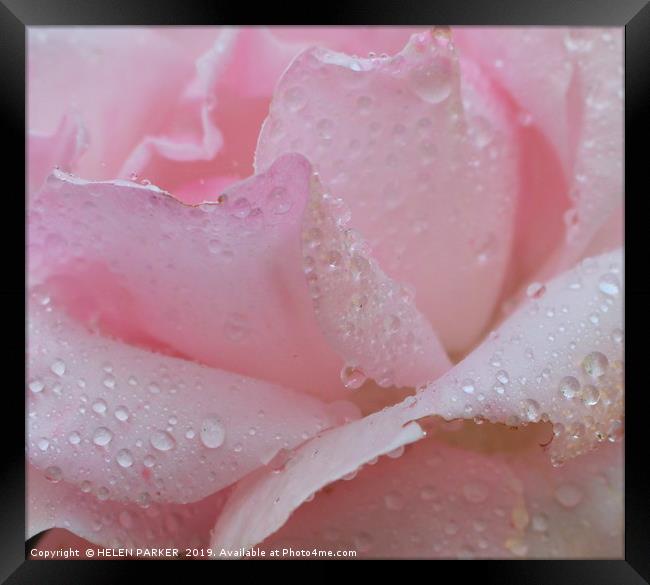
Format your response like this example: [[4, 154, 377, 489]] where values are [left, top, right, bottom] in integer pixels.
[[261, 439, 526, 559], [256, 29, 519, 354], [27, 294, 353, 505], [28, 114, 88, 193], [28, 465, 227, 550], [412, 248, 623, 465], [455, 28, 623, 275], [211, 249, 622, 551], [210, 409, 425, 551], [268, 26, 425, 56], [29, 154, 448, 398], [121, 28, 311, 194], [301, 174, 451, 389], [510, 442, 622, 558], [28, 28, 192, 180]]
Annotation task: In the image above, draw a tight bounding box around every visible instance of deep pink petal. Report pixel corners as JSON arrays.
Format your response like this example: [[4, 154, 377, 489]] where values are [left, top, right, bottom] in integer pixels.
[[27, 294, 354, 505], [256, 29, 519, 354]]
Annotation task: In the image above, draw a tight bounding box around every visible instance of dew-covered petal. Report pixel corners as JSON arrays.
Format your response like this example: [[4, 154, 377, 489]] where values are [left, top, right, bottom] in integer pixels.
[[211, 248, 622, 551], [28, 155, 336, 396], [210, 409, 425, 552], [28, 114, 88, 193], [29, 153, 449, 397], [256, 29, 518, 354], [27, 294, 353, 506], [411, 248, 623, 465], [510, 442, 622, 558], [28, 464, 228, 550], [302, 174, 451, 390], [261, 439, 526, 559], [455, 28, 623, 273], [28, 28, 191, 180]]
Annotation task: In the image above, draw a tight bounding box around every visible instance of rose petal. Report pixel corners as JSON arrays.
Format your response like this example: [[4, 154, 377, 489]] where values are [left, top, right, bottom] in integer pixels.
[[120, 28, 311, 194], [210, 410, 425, 551], [455, 28, 623, 273], [210, 248, 622, 551], [301, 173, 451, 389], [27, 294, 353, 505], [261, 439, 526, 559], [28, 114, 88, 193], [256, 29, 518, 354], [267, 27, 425, 56], [29, 153, 449, 397], [510, 442, 622, 558], [411, 248, 623, 465], [28, 28, 191, 179], [28, 465, 227, 549]]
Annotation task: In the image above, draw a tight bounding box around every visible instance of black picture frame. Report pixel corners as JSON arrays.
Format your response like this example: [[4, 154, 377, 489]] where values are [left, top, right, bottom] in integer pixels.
[[4, 0, 647, 581]]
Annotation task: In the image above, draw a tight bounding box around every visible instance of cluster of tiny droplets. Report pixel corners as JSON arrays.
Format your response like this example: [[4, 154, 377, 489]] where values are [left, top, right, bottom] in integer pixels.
[[301, 172, 432, 391]]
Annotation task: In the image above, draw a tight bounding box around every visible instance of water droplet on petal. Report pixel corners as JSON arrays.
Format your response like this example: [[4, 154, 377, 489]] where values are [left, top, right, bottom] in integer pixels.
[[45, 466, 62, 483], [558, 376, 580, 400], [29, 379, 45, 393], [114, 406, 130, 422], [51, 359, 66, 377], [340, 364, 366, 390], [150, 430, 176, 452], [582, 351, 609, 378], [116, 448, 134, 468], [199, 416, 226, 449], [92, 427, 113, 447]]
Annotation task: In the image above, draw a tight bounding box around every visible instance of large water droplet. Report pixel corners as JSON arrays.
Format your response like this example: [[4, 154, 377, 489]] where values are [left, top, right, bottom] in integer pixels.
[[116, 448, 134, 468], [92, 427, 113, 447], [44, 466, 62, 483], [558, 376, 580, 400], [92, 399, 107, 415], [150, 430, 176, 452], [200, 416, 226, 449], [408, 61, 452, 104], [29, 379, 45, 393], [522, 399, 541, 422], [51, 359, 66, 377], [114, 406, 130, 422], [582, 351, 609, 378]]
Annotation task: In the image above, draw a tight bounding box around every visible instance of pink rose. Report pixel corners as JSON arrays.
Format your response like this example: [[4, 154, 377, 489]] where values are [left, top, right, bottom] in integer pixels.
[[27, 26, 622, 559]]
